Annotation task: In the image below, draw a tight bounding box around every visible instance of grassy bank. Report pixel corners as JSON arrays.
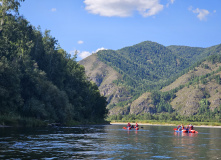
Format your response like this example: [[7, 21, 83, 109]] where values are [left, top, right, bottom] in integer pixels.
[[110, 120, 221, 127]]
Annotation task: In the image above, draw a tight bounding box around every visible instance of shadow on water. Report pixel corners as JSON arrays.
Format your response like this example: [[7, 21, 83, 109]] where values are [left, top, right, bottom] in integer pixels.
[[0, 125, 221, 159]]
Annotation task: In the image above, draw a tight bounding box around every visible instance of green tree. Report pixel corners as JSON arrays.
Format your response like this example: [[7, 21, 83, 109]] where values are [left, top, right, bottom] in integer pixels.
[[0, 0, 24, 29], [0, 3, 108, 126]]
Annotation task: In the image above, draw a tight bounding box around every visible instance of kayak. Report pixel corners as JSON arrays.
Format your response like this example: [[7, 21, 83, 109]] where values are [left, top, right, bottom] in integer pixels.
[[174, 128, 198, 133]]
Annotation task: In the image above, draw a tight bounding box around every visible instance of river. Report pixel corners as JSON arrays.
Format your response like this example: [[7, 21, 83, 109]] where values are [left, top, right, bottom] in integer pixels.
[[0, 124, 221, 159]]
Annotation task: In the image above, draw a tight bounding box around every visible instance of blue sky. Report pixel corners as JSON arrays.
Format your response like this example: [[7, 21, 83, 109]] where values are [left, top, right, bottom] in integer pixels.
[[19, 0, 221, 61]]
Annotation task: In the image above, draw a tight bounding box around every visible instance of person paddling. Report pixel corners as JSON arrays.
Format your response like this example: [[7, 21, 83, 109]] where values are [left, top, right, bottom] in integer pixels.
[[135, 122, 139, 128], [177, 125, 182, 131], [189, 124, 194, 130], [127, 122, 131, 129]]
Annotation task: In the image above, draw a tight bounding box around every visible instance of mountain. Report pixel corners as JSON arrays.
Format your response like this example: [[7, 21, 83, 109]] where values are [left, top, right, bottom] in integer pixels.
[[79, 41, 221, 120], [96, 41, 190, 90]]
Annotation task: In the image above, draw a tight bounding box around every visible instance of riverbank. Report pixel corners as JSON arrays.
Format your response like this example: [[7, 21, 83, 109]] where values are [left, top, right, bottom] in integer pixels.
[[110, 121, 221, 128]]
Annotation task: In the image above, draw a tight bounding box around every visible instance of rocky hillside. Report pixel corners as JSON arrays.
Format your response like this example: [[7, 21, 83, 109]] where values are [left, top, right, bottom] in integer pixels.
[[79, 54, 132, 108], [79, 41, 221, 116], [162, 60, 221, 116]]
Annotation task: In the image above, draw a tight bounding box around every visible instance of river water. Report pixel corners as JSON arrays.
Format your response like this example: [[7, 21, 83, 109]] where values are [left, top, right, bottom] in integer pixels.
[[0, 124, 221, 159]]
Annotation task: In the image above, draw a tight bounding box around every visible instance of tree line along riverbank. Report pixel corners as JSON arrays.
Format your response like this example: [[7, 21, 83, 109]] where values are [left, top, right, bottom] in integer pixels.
[[110, 120, 221, 128]]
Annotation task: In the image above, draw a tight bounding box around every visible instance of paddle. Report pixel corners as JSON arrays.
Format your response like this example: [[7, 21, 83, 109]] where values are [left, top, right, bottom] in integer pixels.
[[122, 127, 127, 129], [173, 128, 177, 130]]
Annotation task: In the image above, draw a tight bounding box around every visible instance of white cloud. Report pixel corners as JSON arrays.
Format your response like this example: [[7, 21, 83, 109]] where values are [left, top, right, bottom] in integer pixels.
[[78, 51, 91, 59], [84, 0, 164, 17], [51, 8, 57, 12], [189, 7, 210, 21], [193, 8, 209, 21], [95, 47, 107, 53], [78, 47, 107, 59], [78, 40, 84, 44]]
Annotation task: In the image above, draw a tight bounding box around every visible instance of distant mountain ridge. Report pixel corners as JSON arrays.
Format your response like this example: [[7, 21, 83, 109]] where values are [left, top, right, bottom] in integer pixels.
[[97, 41, 189, 88], [167, 44, 221, 64], [79, 41, 221, 117]]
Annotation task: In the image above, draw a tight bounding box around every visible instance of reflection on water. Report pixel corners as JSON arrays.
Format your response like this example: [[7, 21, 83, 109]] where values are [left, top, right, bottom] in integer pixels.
[[0, 125, 221, 159]]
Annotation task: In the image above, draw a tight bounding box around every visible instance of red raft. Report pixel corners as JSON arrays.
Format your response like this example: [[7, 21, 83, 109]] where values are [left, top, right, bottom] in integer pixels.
[[123, 127, 139, 130], [174, 128, 198, 133]]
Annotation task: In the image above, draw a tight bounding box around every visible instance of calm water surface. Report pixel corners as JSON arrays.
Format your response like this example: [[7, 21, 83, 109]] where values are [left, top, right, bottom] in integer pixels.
[[0, 125, 221, 159]]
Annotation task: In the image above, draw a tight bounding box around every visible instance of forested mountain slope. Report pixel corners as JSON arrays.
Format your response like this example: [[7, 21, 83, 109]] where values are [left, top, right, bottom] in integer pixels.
[[80, 41, 221, 121], [97, 41, 190, 92], [167, 44, 221, 65]]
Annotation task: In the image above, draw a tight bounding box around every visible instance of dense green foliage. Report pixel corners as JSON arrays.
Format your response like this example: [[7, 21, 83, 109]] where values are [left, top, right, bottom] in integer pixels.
[[151, 91, 175, 113], [97, 41, 190, 93], [0, 3, 108, 126], [107, 103, 221, 123], [167, 45, 205, 64], [167, 44, 221, 65]]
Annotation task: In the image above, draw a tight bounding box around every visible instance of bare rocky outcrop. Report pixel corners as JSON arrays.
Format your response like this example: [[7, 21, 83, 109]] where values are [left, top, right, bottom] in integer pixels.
[[130, 92, 154, 115], [108, 106, 130, 115], [171, 86, 204, 115]]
